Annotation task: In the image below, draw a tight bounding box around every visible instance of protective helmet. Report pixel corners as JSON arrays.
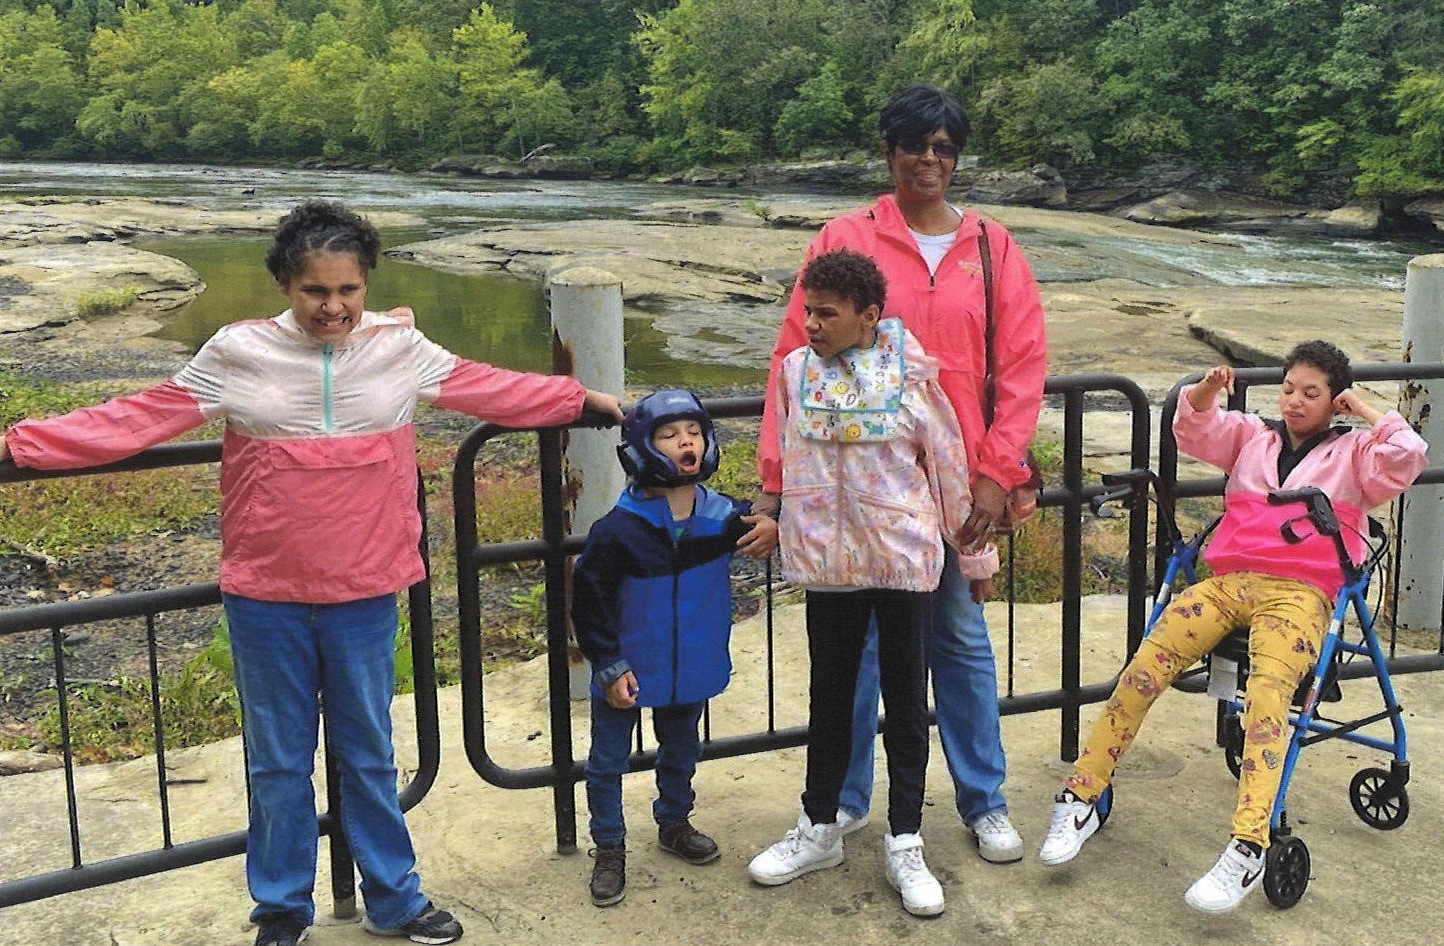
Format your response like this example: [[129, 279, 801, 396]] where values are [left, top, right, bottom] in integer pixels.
[[617, 389, 719, 488]]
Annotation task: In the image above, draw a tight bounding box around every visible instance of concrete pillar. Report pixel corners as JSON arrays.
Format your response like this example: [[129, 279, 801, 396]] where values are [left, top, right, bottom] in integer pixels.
[[1398, 254, 1444, 631], [547, 266, 626, 696]]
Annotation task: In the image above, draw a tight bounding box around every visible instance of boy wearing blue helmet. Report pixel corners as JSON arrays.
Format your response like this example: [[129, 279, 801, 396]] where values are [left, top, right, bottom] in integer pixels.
[[571, 390, 778, 907]]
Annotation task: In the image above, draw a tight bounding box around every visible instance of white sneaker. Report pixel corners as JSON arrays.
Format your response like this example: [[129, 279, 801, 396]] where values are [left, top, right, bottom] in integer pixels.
[[969, 810, 1024, 863], [1184, 840, 1266, 914], [837, 809, 870, 836], [748, 814, 843, 885], [884, 833, 945, 916], [1038, 791, 1101, 866]]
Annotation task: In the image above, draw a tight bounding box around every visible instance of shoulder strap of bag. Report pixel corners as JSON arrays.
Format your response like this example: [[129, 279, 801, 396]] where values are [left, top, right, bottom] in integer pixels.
[[978, 217, 997, 429]]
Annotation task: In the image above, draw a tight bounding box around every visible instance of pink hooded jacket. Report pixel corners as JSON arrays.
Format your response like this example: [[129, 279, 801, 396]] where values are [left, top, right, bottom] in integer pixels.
[[760, 194, 1047, 495], [5, 310, 586, 603], [774, 323, 998, 591], [1175, 388, 1427, 599]]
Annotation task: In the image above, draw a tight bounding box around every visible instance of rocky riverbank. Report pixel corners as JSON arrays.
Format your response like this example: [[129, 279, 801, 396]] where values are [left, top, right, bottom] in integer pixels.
[[0, 191, 1421, 397], [426, 152, 1444, 241]]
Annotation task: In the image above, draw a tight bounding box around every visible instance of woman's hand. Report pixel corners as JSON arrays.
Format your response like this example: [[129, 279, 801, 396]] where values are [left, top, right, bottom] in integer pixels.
[[970, 576, 995, 603], [736, 514, 778, 559], [583, 389, 624, 423], [1334, 389, 1383, 426], [0, 436, 9, 464], [959, 475, 1008, 546]]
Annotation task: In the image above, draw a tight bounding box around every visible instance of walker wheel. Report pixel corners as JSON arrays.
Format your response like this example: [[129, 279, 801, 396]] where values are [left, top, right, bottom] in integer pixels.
[[1223, 715, 1244, 781], [1350, 767, 1410, 829], [1095, 784, 1113, 828], [1263, 836, 1310, 908]]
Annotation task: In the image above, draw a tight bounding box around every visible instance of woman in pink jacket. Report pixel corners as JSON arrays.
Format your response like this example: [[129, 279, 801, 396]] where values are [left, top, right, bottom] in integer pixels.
[[0, 200, 623, 946], [757, 83, 1047, 865], [1037, 341, 1427, 915]]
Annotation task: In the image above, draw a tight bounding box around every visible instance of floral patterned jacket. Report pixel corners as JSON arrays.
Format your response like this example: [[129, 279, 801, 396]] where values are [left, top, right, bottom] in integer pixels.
[[773, 320, 997, 591]]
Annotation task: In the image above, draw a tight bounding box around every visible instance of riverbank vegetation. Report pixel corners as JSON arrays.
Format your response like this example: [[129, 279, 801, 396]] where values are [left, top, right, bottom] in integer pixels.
[[0, 0, 1440, 200]]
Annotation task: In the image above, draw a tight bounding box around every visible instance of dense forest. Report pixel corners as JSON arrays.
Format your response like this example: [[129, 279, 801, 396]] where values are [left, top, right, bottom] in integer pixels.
[[0, 0, 1441, 199]]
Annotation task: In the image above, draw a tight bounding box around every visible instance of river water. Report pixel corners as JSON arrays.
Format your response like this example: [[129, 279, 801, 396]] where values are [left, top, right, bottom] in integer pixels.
[[1, 161, 1435, 386]]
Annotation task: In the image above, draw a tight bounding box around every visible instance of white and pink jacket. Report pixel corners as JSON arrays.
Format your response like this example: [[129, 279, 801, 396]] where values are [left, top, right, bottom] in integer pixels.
[[5, 310, 586, 603], [774, 322, 997, 592], [1175, 388, 1428, 599]]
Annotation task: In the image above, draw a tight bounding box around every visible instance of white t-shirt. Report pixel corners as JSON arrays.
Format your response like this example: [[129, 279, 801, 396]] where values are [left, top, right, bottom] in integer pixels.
[[910, 228, 958, 277]]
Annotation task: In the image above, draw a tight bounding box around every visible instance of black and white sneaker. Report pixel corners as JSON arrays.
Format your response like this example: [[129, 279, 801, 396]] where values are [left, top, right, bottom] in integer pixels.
[[1184, 840, 1265, 913], [362, 902, 464, 944]]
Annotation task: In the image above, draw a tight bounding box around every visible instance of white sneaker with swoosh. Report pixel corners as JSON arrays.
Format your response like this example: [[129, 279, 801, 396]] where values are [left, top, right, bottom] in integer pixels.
[[1038, 790, 1100, 866], [1185, 840, 1266, 914]]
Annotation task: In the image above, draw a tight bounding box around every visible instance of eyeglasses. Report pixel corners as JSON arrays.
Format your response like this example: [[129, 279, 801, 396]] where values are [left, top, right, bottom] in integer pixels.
[[897, 139, 960, 161]]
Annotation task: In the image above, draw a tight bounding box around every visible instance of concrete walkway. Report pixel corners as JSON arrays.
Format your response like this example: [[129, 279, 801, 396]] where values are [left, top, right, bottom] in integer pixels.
[[3, 595, 1442, 946]]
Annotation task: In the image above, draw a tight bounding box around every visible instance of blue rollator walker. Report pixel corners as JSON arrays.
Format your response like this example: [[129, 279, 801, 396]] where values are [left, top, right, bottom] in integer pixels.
[[1091, 468, 1410, 909]]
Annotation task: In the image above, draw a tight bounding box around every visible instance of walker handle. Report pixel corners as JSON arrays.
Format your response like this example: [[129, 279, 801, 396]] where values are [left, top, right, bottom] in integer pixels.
[[1267, 488, 1340, 537]]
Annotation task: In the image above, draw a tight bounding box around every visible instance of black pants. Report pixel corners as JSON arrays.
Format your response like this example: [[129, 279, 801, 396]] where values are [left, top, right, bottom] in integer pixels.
[[802, 588, 931, 836]]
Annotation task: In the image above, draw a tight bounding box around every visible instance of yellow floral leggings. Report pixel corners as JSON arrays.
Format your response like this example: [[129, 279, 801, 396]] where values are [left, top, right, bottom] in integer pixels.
[[1064, 571, 1331, 847]]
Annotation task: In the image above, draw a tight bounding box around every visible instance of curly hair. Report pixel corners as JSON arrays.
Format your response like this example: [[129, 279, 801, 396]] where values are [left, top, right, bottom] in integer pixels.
[[879, 83, 970, 154], [1285, 339, 1353, 397], [800, 249, 888, 315], [264, 199, 381, 283]]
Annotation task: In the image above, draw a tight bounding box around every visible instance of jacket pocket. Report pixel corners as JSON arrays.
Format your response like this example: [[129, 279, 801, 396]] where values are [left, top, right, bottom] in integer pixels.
[[226, 436, 407, 582]]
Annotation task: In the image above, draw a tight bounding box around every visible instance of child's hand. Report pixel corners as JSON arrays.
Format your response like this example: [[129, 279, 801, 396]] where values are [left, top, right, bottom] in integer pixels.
[[1187, 365, 1235, 412], [1200, 365, 1235, 396], [385, 306, 415, 322], [970, 576, 995, 603], [736, 514, 778, 559], [1333, 389, 1384, 426], [606, 672, 639, 709]]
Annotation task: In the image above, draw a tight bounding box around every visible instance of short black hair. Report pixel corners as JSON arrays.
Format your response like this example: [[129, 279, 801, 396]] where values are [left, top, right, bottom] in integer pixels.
[[800, 249, 888, 314], [265, 199, 381, 283], [879, 83, 970, 153], [1285, 339, 1352, 397]]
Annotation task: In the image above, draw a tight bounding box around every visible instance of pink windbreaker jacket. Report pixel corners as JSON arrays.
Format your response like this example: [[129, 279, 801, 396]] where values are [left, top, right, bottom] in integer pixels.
[[760, 194, 1047, 495], [774, 327, 998, 591], [5, 310, 586, 603], [1175, 389, 1428, 599]]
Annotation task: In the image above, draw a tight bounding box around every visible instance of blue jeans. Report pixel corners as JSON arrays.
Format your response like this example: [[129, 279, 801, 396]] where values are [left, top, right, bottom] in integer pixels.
[[839, 545, 1009, 824], [586, 700, 705, 847], [225, 593, 428, 929]]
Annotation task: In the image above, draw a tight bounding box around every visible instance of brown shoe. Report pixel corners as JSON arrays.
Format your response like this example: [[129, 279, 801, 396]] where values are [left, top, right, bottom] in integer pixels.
[[658, 819, 721, 864], [590, 845, 626, 907]]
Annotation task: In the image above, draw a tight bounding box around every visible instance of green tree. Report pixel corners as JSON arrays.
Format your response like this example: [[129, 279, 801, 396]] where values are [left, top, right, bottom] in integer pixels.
[[636, 0, 861, 164], [354, 27, 455, 154], [79, 0, 237, 156], [451, 3, 571, 156], [774, 61, 852, 157], [975, 57, 1107, 165]]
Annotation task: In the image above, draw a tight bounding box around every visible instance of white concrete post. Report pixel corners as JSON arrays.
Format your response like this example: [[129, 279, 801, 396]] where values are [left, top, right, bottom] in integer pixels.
[[547, 266, 626, 697], [1397, 254, 1444, 631]]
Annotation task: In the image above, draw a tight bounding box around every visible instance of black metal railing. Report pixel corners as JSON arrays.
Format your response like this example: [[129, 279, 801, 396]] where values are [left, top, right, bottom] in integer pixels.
[[453, 374, 1158, 850], [0, 444, 442, 909], [6, 362, 1443, 896]]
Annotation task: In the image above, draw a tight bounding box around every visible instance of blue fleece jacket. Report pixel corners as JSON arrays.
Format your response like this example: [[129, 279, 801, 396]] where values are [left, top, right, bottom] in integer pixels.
[[571, 484, 751, 706]]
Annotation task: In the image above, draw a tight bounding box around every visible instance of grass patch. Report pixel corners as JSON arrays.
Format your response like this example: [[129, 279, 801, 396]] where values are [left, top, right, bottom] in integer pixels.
[[75, 286, 140, 316], [0, 370, 220, 560], [1, 625, 240, 764]]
